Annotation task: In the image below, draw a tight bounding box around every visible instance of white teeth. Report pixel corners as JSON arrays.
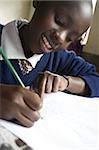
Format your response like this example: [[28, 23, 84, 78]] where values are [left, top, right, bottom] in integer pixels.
[[42, 36, 52, 49]]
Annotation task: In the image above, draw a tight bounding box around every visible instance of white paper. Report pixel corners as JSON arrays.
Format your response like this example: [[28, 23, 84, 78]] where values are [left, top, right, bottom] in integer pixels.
[[0, 92, 99, 150]]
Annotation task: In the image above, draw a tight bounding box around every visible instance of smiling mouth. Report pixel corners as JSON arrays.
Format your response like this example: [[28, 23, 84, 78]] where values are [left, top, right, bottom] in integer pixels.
[[40, 30, 63, 53], [40, 34, 52, 52]]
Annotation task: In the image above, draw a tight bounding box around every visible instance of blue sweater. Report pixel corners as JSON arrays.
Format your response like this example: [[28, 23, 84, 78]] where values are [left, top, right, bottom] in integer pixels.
[[0, 25, 99, 97]]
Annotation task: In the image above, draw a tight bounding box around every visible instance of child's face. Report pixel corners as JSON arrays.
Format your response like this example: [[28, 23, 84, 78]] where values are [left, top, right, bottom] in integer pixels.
[[28, 1, 92, 54]]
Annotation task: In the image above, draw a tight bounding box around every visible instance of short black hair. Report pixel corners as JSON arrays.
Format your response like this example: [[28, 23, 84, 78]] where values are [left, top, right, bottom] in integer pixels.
[[33, 0, 92, 9]]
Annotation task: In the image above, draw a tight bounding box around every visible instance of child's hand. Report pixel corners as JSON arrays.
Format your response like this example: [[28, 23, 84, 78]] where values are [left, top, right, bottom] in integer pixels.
[[38, 71, 68, 97], [0, 84, 42, 127]]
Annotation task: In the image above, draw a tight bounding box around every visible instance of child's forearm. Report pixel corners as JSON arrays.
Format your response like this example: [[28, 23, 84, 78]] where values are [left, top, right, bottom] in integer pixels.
[[64, 76, 90, 96]]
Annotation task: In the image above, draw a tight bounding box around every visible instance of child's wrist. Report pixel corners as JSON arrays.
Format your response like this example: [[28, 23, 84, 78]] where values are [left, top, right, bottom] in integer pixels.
[[63, 76, 88, 95]]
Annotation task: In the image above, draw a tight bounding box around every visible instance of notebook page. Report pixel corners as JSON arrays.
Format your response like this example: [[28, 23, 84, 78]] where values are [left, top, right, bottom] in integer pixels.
[[0, 92, 99, 150]]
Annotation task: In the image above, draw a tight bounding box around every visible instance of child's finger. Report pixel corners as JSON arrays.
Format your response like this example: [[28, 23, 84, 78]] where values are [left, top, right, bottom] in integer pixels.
[[52, 76, 60, 92], [45, 74, 53, 93], [23, 89, 42, 111], [15, 112, 34, 127], [21, 104, 40, 122], [38, 73, 47, 99]]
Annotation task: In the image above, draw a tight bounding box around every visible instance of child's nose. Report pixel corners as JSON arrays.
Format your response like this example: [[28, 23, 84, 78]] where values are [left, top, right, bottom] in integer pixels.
[[59, 30, 67, 42]]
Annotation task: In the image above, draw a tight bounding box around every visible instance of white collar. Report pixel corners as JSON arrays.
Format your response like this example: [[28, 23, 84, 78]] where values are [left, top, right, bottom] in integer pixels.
[[92, 0, 97, 13], [0, 20, 43, 68]]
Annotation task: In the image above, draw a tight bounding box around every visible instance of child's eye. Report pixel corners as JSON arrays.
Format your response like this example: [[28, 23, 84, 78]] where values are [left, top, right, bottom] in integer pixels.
[[55, 15, 65, 27]]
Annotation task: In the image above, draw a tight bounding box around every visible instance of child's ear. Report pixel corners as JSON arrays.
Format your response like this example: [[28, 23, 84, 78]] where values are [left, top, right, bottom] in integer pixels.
[[33, 0, 40, 9]]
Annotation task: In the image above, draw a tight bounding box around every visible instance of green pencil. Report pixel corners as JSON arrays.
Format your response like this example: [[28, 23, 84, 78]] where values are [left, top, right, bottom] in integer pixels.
[[0, 47, 25, 88]]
